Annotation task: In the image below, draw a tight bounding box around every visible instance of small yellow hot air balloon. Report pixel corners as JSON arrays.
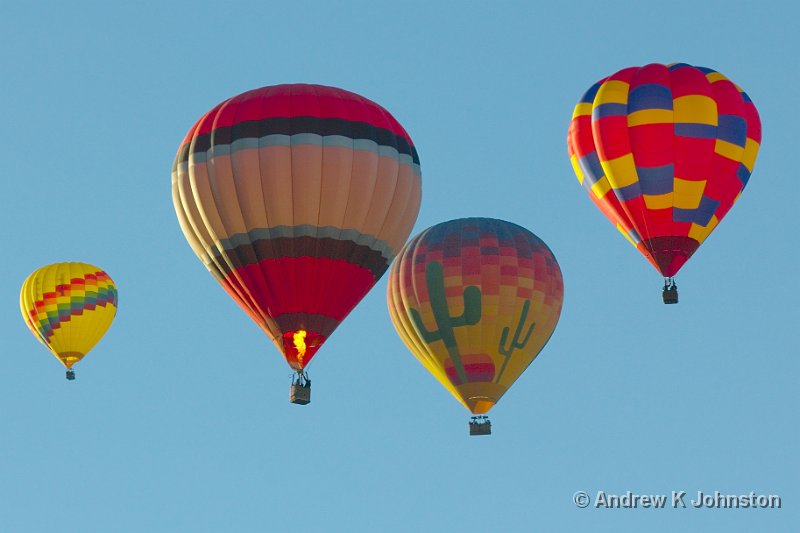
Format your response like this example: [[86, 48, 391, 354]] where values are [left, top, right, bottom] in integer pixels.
[[20, 262, 118, 380]]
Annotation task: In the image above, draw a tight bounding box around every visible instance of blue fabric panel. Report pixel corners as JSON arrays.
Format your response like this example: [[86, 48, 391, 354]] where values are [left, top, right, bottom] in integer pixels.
[[637, 164, 674, 195]]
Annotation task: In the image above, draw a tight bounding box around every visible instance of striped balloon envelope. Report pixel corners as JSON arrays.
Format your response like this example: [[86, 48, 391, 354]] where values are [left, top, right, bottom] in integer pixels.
[[567, 63, 761, 301], [20, 262, 118, 379], [172, 84, 422, 391], [387, 218, 563, 433]]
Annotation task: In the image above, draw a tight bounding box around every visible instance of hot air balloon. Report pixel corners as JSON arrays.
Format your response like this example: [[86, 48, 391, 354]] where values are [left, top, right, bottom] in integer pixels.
[[20, 262, 118, 380], [567, 63, 761, 303], [172, 84, 421, 404], [387, 218, 564, 435]]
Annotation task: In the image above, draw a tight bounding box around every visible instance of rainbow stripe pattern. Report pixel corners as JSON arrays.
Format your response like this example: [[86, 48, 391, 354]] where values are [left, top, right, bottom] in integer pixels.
[[20, 263, 118, 368]]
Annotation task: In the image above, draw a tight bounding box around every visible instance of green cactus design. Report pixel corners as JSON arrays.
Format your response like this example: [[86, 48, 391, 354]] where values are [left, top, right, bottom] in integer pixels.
[[408, 261, 481, 384], [496, 300, 536, 383]]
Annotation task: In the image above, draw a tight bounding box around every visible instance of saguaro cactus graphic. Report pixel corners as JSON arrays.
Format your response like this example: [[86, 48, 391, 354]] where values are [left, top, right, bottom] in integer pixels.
[[408, 261, 481, 384], [496, 300, 535, 383]]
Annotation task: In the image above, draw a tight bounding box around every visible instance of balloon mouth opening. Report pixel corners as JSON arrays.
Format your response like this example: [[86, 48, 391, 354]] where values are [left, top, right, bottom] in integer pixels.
[[281, 330, 325, 369], [57, 352, 84, 368], [468, 397, 496, 415]]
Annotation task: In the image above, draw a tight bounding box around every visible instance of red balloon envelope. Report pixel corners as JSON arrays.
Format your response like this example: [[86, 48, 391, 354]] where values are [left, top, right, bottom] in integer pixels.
[[567, 63, 761, 301], [172, 84, 422, 381]]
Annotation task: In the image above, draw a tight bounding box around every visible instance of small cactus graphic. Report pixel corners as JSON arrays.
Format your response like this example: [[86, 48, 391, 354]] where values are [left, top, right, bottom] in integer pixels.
[[496, 300, 535, 383], [409, 261, 481, 384]]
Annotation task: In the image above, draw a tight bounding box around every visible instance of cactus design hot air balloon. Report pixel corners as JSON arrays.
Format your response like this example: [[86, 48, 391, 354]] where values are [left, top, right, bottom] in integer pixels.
[[387, 218, 564, 435], [567, 63, 761, 303], [173, 84, 421, 403], [20, 262, 118, 380]]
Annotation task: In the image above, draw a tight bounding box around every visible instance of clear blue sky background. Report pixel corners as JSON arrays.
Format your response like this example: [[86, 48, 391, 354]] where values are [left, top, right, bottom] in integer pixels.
[[2, 1, 796, 531]]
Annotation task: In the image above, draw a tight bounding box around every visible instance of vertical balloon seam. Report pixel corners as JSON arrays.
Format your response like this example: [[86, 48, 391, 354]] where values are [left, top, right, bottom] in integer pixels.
[[306, 84, 332, 352], [391, 241, 458, 403], [389, 252, 429, 368], [186, 120, 259, 332], [81, 265, 117, 364], [239, 87, 288, 346], [293, 84, 318, 342], [677, 65, 714, 270], [20, 272, 46, 348], [498, 223, 523, 388], [320, 88, 372, 350], [404, 229, 464, 406], [573, 80, 637, 255], [244, 84, 281, 349], [43, 265, 61, 357], [706, 71, 744, 240], [620, 69, 656, 258], [369, 98, 405, 251], [223, 93, 275, 344], [665, 66, 678, 270], [698, 66, 725, 260], [194, 104, 270, 338]]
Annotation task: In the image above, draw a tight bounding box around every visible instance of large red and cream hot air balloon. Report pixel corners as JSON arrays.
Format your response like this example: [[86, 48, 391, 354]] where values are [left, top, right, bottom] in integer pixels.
[[567, 63, 761, 303], [172, 84, 421, 403]]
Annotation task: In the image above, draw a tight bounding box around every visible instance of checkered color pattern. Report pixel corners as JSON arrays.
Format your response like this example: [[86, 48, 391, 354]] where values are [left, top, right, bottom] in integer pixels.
[[567, 63, 761, 277], [387, 218, 563, 415]]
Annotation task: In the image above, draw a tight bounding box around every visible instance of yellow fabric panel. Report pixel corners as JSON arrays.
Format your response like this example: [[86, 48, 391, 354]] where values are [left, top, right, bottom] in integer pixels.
[[590, 176, 612, 198], [627, 109, 673, 127], [616, 223, 636, 246], [689, 214, 719, 243], [742, 138, 760, 172], [572, 102, 592, 119], [644, 193, 674, 210], [705, 71, 729, 84], [570, 155, 585, 186], [595, 80, 630, 105], [714, 139, 744, 162], [673, 95, 718, 125], [673, 178, 706, 209], [601, 153, 638, 188]]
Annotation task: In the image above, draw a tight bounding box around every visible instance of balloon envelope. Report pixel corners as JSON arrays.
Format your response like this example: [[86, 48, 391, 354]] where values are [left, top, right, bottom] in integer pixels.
[[567, 63, 761, 277], [387, 218, 564, 414], [172, 84, 422, 371], [20, 262, 118, 369]]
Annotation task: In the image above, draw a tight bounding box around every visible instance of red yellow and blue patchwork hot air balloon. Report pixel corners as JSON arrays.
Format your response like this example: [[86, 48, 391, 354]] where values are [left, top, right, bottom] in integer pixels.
[[567, 63, 761, 303], [172, 84, 421, 404], [20, 262, 118, 380], [387, 218, 564, 435]]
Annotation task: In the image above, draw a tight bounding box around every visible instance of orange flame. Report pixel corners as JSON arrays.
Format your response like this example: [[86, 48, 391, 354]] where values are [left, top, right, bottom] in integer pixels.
[[293, 330, 307, 366]]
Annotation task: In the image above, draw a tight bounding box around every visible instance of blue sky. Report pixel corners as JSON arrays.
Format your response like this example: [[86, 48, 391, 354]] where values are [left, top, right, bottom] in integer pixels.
[[1, 1, 796, 531]]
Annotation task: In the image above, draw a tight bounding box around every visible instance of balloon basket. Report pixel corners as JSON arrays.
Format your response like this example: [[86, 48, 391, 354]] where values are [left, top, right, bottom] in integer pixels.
[[66, 369, 76, 381], [662, 278, 678, 304], [469, 416, 491, 436], [289, 372, 311, 405]]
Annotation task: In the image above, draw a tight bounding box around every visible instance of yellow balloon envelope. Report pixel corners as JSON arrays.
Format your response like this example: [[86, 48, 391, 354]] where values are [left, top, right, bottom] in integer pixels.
[[20, 262, 118, 379], [387, 218, 563, 432]]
